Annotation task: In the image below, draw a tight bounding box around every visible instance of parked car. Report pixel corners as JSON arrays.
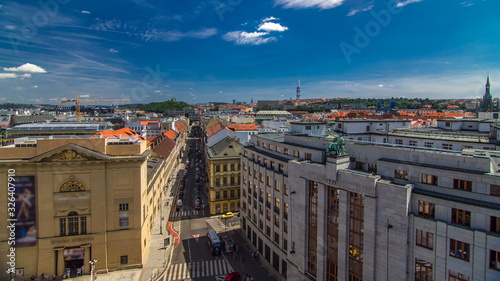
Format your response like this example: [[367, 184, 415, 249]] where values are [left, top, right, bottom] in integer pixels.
[[224, 238, 235, 253], [194, 198, 201, 210]]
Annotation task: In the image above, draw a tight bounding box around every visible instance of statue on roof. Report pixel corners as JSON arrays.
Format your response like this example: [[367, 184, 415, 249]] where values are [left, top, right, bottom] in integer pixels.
[[326, 134, 347, 156]]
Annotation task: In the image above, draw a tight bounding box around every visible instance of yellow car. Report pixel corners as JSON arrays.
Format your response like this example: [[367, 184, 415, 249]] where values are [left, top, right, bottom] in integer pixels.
[[221, 212, 234, 219]]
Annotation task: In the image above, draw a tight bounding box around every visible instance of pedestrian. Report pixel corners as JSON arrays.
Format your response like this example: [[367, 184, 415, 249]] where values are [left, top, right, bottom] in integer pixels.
[[31, 275, 35, 281], [251, 252, 255, 260], [52, 273, 56, 280]]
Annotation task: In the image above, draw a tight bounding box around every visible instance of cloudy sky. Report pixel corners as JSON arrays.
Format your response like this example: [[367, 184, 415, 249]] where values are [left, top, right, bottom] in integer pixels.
[[0, 0, 498, 104]]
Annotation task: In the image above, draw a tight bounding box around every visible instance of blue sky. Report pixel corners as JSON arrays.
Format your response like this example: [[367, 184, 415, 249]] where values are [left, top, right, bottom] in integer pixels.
[[0, 0, 498, 104]]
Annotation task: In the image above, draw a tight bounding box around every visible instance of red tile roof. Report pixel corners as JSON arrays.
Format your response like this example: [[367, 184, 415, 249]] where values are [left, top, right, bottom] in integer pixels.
[[153, 137, 176, 159], [163, 130, 177, 140], [226, 123, 258, 131], [207, 122, 225, 137]]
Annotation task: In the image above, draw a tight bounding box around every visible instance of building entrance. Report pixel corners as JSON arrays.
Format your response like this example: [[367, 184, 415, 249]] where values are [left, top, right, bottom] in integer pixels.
[[63, 248, 84, 278]]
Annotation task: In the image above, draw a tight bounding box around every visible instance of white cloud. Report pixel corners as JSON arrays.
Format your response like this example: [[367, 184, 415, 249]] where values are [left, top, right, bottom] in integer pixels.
[[222, 31, 276, 45], [347, 5, 374, 16], [3, 63, 47, 73], [0, 73, 17, 79], [275, 0, 344, 9], [33, 85, 39, 88], [396, 0, 424, 8], [4, 25, 16, 30], [81, 10, 91, 14], [109, 48, 119, 53], [20, 73, 32, 78], [258, 22, 288, 32], [378, 84, 384, 87], [262, 16, 278, 22]]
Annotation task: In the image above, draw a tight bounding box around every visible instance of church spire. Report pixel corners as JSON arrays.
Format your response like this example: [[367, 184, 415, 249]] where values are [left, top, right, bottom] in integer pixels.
[[482, 73, 493, 111]]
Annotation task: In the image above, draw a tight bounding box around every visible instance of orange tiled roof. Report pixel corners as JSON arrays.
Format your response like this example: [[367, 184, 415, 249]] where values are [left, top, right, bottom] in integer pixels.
[[91, 127, 146, 141], [163, 130, 177, 140], [207, 122, 225, 137], [226, 123, 258, 131], [153, 137, 176, 159]]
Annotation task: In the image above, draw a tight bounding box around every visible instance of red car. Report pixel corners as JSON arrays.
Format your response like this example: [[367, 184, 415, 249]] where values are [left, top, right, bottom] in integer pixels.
[[225, 272, 240, 281]]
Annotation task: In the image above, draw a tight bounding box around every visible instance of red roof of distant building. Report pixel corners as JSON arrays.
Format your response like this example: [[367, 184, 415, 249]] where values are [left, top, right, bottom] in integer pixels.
[[163, 130, 177, 140], [153, 137, 176, 159], [207, 122, 225, 137], [226, 123, 258, 131]]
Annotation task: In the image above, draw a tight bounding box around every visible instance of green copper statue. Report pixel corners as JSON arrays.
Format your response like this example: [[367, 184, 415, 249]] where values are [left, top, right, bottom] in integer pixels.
[[327, 135, 347, 156]]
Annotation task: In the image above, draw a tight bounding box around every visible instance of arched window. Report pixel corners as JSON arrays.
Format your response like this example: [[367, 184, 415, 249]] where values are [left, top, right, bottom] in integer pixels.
[[59, 177, 85, 192]]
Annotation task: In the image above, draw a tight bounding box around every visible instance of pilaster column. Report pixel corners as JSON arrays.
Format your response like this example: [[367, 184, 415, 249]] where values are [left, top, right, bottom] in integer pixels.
[[82, 244, 91, 273], [54, 247, 65, 276]]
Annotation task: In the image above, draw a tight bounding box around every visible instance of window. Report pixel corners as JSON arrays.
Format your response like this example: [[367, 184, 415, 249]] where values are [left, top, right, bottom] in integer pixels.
[[119, 213, 129, 229], [294, 150, 300, 157], [442, 143, 453, 150], [454, 179, 472, 191], [424, 142, 434, 148], [491, 216, 500, 234], [449, 239, 470, 261], [355, 161, 365, 170], [284, 184, 289, 195], [449, 270, 469, 281], [305, 153, 312, 160], [279, 164, 284, 174], [119, 203, 129, 211], [284, 148, 289, 155], [266, 225, 271, 236], [395, 139, 403, 145], [283, 238, 288, 251], [266, 193, 271, 208], [395, 169, 409, 180], [491, 185, 500, 196], [223, 190, 228, 199], [120, 255, 128, 265], [263, 159, 268, 167], [274, 214, 280, 227], [275, 180, 281, 192], [260, 173, 264, 183], [418, 201, 435, 218], [230, 189, 235, 198], [270, 161, 275, 170], [59, 211, 87, 236], [274, 232, 280, 244], [368, 163, 377, 173], [216, 165, 220, 172], [215, 178, 220, 186], [415, 229, 433, 249], [490, 250, 500, 271], [274, 198, 281, 214], [267, 176, 271, 186], [451, 208, 471, 227], [284, 220, 288, 233], [284, 203, 289, 220], [421, 174, 438, 185], [415, 259, 433, 281], [409, 140, 417, 146], [215, 191, 220, 200]]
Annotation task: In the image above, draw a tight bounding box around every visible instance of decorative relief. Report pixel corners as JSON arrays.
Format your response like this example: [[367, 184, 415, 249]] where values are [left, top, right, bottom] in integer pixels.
[[52, 149, 88, 161], [59, 176, 86, 192]]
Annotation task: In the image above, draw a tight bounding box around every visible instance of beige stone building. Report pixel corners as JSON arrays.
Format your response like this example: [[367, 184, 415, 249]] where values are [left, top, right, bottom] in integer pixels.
[[206, 136, 242, 215], [0, 131, 183, 279]]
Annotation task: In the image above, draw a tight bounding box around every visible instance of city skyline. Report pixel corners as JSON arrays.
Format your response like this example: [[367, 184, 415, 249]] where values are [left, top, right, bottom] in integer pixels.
[[0, 0, 498, 104]]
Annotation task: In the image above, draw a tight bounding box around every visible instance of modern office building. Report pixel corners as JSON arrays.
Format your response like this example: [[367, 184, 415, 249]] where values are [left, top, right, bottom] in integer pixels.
[[240, 121, 500, 281]]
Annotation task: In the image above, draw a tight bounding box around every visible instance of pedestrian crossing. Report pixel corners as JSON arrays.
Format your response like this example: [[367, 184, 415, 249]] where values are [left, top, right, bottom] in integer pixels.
[[206, 218, 226, 233], [164, 259, 233, 281], [171, 210, 205, 218]]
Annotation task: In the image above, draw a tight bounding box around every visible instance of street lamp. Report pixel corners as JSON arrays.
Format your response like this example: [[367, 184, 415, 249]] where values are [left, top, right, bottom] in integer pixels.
[[89, 259, 97, 281]]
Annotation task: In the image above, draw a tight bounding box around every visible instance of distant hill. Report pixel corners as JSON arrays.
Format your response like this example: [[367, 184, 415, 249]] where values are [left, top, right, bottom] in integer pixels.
[[121, 100, 193, 113]]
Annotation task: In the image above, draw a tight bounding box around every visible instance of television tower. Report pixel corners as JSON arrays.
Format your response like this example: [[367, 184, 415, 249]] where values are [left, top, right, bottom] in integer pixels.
[[296, 76, 301, 100]]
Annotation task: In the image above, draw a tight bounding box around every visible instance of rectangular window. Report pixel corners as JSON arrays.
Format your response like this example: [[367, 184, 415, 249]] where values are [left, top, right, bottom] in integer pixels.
[[490, 250, 500, 271], [68, 217, 79, 235], [294, 150, 300, 157], [415, 229, 433, 249], [355, 161, 365, 170], [421, 174, 438, 185], [230, 190, 235, 198], [451, 208, 471, 227], [449, 239, 470, 261], [274, 213, 280, 227], [119, 213, 129, 229], [415, 259, 433, 281], [223, 190, 228, 199], [260, 174, 264, 183], [395, 139, 403, 144], [491, 185, 500, 197], [274, 198, 281, 214], [120, 255, 128, 265], [266, 225, 271, 237], [284, 220, 288, 233], [305, 153, 312, 160], [409, 140, 417, 146], [216, 191, 220, 200], [284, 148, 289, 155], [284, 184, 289, 195], [119, 203, 129, 211], [271, 161, 275, 170], [449, 270, 469, 281], [274, 232, 280, 244], [60, 218, 67, 236], [284, 203, 289, 220], [442, 143, 453, 150], [275, 180, 281, 192], [454, 179, 472, 191], [490, 216, 500, 234], [418, 201, 435, 219], [263, 158, 268, 167], [395, 169, 409, 180], [367, 163, 377, 173], [266, 193, 271, 208], [424, 142, 434, 148], [216, 165, 220, 172], [267, 176, 271, 186], [279, 164, 284, 174]]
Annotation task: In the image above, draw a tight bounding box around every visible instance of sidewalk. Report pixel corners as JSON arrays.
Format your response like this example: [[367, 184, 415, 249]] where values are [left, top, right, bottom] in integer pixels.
[[223, 228, 279, 281]]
